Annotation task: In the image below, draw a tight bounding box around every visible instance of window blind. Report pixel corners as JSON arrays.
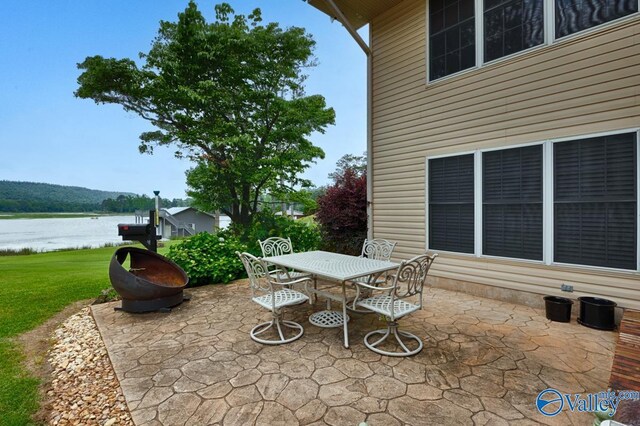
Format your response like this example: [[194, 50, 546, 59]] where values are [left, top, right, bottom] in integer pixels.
[[429, 154, 475, 253], [483, 145, 543, 260], [554, 133, 637, 269]]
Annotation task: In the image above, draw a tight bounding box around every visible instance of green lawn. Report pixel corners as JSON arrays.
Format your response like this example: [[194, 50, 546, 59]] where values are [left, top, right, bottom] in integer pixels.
[[0, 243, 172, 425]]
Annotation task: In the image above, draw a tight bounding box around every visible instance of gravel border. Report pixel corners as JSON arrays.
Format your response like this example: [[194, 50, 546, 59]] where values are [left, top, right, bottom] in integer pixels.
[[47, 307, 133, 426]]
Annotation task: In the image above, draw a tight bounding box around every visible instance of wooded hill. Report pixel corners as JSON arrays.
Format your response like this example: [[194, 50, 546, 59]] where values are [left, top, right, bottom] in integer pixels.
[[0, 180, 134, 212]]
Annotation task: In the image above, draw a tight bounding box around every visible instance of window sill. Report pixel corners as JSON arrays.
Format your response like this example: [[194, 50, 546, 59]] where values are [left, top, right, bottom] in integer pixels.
[[433, 250, 640, 277]]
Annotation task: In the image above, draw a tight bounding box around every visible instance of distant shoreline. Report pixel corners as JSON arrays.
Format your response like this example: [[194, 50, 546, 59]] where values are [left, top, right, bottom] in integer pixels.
[[0, 213, 125, 220]]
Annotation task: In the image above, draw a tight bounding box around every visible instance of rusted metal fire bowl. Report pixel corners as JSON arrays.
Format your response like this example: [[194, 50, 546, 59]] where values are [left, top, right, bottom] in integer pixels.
[[109, 246, 189, 313]]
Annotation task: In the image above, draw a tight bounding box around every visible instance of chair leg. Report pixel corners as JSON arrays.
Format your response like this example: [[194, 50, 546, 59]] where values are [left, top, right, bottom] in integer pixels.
[[250, 311, 304, 345], [363, 321, 423, 357]]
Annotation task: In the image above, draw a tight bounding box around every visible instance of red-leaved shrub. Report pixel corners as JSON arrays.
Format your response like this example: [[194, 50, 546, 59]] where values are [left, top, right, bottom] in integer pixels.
[[315, 169, 367, 255]]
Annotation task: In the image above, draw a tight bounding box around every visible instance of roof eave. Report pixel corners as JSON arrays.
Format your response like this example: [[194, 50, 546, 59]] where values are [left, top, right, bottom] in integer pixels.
[[306, 0, 403, 30]]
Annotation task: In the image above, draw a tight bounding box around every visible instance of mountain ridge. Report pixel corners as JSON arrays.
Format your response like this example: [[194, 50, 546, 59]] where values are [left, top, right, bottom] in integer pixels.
[[0, 180, 137, 212], [0, 180, 134, 204]]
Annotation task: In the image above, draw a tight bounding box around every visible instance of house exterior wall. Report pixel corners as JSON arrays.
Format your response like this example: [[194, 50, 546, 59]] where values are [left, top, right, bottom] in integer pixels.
[[175, 210, 215, 234], [369, 0, 640, 308]]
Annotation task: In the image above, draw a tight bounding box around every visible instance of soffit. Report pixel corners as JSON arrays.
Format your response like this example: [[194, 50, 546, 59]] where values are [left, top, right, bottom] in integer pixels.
[[307, 0, 403, 29]]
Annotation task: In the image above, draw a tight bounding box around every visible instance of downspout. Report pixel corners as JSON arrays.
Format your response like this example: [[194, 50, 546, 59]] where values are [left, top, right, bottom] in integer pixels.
[[321, 0, 373, 239], [366, 32, 373, 240]]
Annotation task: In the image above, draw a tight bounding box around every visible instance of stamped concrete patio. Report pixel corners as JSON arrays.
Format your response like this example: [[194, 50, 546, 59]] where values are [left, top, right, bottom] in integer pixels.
[[91, 281, 616, 425]]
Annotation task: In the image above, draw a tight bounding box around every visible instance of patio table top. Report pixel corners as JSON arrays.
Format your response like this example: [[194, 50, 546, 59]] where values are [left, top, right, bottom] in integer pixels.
[[262, 250, 399, 282]]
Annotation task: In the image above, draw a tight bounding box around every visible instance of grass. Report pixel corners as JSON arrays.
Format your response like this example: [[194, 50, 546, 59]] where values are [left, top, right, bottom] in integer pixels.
[[0, 243, 173, 425]]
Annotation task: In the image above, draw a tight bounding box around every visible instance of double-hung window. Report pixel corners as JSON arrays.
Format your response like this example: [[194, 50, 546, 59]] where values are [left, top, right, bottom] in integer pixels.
[[426, 131, 638, 271], [428, 0, 639, 81]]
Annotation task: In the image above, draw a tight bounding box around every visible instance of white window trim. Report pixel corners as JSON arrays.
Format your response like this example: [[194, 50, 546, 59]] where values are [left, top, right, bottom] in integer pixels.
[[426, 0, 640, 85], [474, 151, 482, 257], [425, 128, 640, 273]]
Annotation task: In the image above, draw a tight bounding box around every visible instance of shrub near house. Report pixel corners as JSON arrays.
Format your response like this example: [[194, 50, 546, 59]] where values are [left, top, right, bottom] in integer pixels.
[[168, 213, 321, 286]]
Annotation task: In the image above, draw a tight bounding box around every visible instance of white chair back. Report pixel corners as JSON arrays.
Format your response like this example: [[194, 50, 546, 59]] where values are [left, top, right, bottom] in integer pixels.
[[361, 238, 397, 261], [259, 237, 294, 257], [237, 251, 271, 298], [390, 253, 438, 313]]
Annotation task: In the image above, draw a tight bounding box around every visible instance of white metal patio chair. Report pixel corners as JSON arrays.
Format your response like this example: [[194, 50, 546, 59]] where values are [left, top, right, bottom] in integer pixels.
[[237, 251, 311, 345], [259, 237, 315, 302], [349, 238, 397, 311], [356, 253, 438, 356]]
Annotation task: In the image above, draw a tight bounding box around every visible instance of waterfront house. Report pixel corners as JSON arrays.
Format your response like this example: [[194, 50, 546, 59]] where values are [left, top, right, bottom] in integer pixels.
[[159, 207, 228, 238], [308, 0, 640, 310]]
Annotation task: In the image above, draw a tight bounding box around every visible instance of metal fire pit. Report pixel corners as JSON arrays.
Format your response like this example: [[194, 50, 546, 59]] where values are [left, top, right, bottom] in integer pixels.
[[109, 246, 189, 313]]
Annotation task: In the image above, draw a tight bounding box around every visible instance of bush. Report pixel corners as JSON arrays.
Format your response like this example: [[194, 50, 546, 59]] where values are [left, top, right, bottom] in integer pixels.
[[167, 232, 247, 286], [232, 210, 322, 255], [167, 211, 321, 287], [315, 168, 367, 255]]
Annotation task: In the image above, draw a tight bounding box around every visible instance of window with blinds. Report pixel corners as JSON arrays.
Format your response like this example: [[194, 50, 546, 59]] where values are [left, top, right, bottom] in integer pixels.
[[483, 145, 543, 260], [429, 154, 475, 253], [554, 133, 637, 269]]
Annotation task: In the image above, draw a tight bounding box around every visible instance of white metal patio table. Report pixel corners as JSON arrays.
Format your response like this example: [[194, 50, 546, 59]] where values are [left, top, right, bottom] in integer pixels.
[[262, 250, 399, 348]]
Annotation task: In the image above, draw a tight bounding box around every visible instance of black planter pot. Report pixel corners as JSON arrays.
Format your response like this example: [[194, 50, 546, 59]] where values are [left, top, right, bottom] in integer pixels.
[[543, 296, 573, 322], [578, 297, 617, 331]]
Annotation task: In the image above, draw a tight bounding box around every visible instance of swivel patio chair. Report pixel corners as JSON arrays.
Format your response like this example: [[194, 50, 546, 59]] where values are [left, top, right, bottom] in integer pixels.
[[356, 253, 438, 356], [259, 237, 315, 302], [237, 251, 311, 345], [349, 238, 397, 311]]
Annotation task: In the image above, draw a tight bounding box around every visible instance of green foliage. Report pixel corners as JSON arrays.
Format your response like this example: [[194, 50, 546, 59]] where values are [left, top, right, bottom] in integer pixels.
[[233, 210, 321, 254], [76, 2, 335, 228], [328, 152, 367, 183], [271, 188, 325, 216], [100, 194, 189, 213], [0, 248, 39, 256], [0, 180, 132, 205], [167, 232, 247, 286], [167, 211, 320, 286]]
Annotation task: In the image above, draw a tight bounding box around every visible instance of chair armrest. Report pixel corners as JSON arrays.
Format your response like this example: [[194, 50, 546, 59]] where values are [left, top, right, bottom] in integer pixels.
[[352, 280, 395, 291], [269, 269, 292, 282], [269, 276, 312, 287]]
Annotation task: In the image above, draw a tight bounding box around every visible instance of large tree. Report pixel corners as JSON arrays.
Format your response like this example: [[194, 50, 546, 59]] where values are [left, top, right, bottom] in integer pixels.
[[75, 2, 334, 227]]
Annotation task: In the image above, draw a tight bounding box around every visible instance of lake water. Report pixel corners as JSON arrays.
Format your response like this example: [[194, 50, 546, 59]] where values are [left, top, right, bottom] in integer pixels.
[[0, 215, 135, 251]]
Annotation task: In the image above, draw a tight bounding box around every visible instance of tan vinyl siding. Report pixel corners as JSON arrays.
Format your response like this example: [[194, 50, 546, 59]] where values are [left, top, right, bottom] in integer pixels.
[[369, 0, 640, 309]]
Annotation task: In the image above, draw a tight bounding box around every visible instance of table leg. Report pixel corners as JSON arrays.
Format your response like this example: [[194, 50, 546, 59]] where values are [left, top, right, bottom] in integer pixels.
[[342, 281, 349, 348]]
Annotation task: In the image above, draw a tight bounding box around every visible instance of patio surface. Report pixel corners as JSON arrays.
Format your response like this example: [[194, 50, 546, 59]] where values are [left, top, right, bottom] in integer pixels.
[[91, 281, 617, 425]]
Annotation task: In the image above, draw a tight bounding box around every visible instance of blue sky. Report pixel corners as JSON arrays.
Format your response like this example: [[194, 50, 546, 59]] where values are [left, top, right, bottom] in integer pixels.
[[0, 1, 366, 199]]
